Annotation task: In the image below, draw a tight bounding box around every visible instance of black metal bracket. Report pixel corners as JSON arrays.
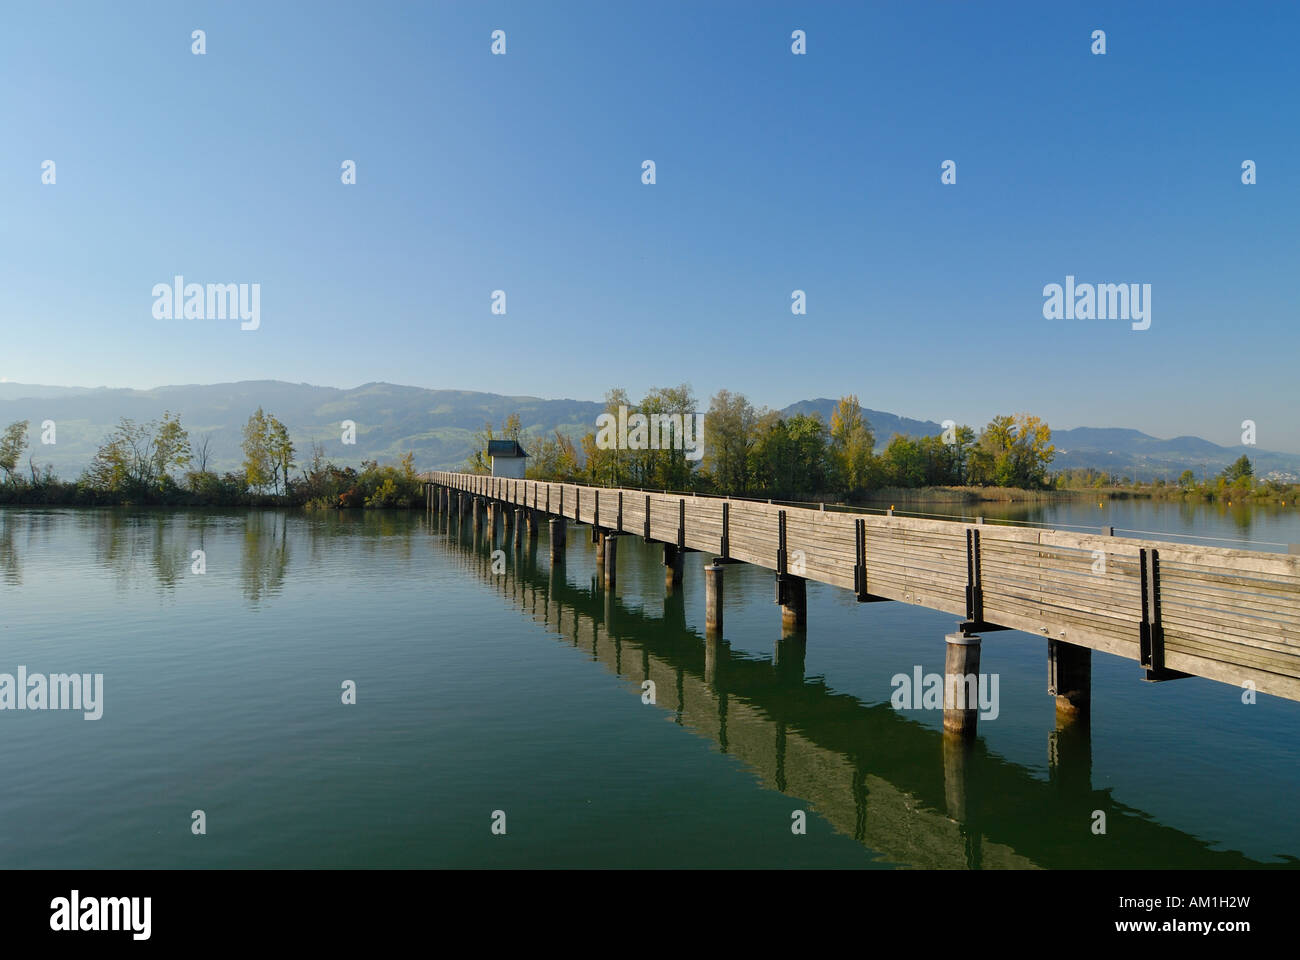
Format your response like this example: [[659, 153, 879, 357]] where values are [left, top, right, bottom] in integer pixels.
[[957, 620, 1010, 636], [854, 517, 890, 602], [643, 494, 651, 542], [1139, 547, 1190, 682], [965, 528, 984, 623], [677, 499, 685, 550], [775, 571, 795, 605], [777, 510, 787, 575], [721, 501, 730, 560]]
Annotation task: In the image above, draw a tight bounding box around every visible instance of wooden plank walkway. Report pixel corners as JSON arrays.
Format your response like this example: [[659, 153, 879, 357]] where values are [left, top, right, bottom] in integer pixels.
[[427, 471, 1300, 703]]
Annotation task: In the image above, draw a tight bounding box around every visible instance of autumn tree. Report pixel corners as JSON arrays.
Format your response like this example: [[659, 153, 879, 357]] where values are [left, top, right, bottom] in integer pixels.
[[828, 395, 875, 494], [968, 414, 1055, 488], [703, 389, 758, 495], [0, 421, 29, 484], [242, 408, 274, 493]]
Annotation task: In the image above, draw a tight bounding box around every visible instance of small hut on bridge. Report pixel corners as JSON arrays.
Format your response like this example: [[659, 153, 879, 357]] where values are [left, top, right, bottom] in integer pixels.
[[488, 439, 529, 478]]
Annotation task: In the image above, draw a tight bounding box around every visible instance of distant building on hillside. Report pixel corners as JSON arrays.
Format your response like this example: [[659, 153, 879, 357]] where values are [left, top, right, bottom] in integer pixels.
[[488, 439, 529, 478]]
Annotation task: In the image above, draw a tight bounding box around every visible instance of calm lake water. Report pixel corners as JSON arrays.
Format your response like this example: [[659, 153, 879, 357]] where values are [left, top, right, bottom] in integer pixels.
[[1, 500, 1298, 869]]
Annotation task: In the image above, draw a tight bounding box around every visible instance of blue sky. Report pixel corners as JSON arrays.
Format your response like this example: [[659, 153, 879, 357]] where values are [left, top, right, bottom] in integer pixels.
[[1, 1, 1296, 450]]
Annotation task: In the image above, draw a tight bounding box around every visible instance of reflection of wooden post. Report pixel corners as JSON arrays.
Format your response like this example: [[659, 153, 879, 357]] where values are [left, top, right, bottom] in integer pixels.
[[664, 544, 684, 592], [705, 635, 721, 686], [705, 564, 724, 636], [942, 734, 972, 824], [603, 534, 618, 589], [774, 635, 806, 682], [1048, 639, 1091, 721], [943, 632, 981, 737], [1049, 714, 1093, 795], [549, 517, 566, 564]]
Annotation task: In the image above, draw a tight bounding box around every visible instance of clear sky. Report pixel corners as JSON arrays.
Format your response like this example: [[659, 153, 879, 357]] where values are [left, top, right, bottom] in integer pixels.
[[2, 1, 1296, 450]]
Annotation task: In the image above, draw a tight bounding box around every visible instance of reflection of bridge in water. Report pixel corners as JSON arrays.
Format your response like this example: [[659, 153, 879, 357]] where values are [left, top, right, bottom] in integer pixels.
[[434, 513, 1274, 870]]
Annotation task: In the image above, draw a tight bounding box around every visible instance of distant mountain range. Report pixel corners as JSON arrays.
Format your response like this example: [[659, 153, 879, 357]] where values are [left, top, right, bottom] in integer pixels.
[[0, 381, 1294, 483], [785, 398, 1300, 483]]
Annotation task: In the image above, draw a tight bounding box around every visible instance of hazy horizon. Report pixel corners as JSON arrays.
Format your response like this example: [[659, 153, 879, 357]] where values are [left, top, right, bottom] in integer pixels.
[[0, 374, 1295, 456]]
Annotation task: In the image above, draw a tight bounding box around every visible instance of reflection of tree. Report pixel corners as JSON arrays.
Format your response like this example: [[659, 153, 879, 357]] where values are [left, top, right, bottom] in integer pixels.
[[302, 508, 417, 567], [149, 513, 181, 588], [87, 509, 187, 594], [0, 512, 20, 585], [1222, 500, 1254, 536], [240, 511, 290, 606]]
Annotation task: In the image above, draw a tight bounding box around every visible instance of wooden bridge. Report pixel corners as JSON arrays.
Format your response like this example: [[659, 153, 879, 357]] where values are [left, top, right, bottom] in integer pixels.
[[426, 471, 1300, 720]]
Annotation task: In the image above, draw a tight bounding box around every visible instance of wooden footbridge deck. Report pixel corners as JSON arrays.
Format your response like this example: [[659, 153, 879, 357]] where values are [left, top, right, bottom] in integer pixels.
[[427, 471, 1300, 707]]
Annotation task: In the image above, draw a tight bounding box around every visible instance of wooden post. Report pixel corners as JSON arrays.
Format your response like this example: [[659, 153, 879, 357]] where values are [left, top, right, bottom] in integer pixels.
[[549, 517, 566, 564], [603, 534, 618, 589], [705, 564, 724, 636], [473, 497, 483, 536], [527, 508, 538, 540], [664, 543, 684, 592], [943, 631, 981, 737], [778, 575, 806, 634], [594, 528, 606, 567], [514, 508, 525, 549], [1048, 639, 1091, 720]]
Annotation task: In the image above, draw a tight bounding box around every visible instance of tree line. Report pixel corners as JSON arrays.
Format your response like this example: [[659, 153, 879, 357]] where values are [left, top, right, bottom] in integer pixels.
[[468, 387, 1058, 499], [0, 412, 424, 508], [1058, 455, 1297, 503]]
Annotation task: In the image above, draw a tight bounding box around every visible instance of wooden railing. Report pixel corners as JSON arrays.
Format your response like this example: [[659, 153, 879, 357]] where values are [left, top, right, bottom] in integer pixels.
[[427, 472, 1300, 702]]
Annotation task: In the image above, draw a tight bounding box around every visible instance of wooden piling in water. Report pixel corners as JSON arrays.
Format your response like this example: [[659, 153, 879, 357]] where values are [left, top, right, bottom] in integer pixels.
[[1048, 639, 1091, 720], [604, 534, 618, 589], [664, 544, 684, 592], [549, 517, 566, 564], [705, 564, 724, 636], [943, 631, 981, 738], [778, 575, 807, 634]]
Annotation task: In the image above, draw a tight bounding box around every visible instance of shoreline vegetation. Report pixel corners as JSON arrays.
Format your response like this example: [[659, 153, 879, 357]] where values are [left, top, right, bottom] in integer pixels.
[[0, 392, 1295, 510]]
